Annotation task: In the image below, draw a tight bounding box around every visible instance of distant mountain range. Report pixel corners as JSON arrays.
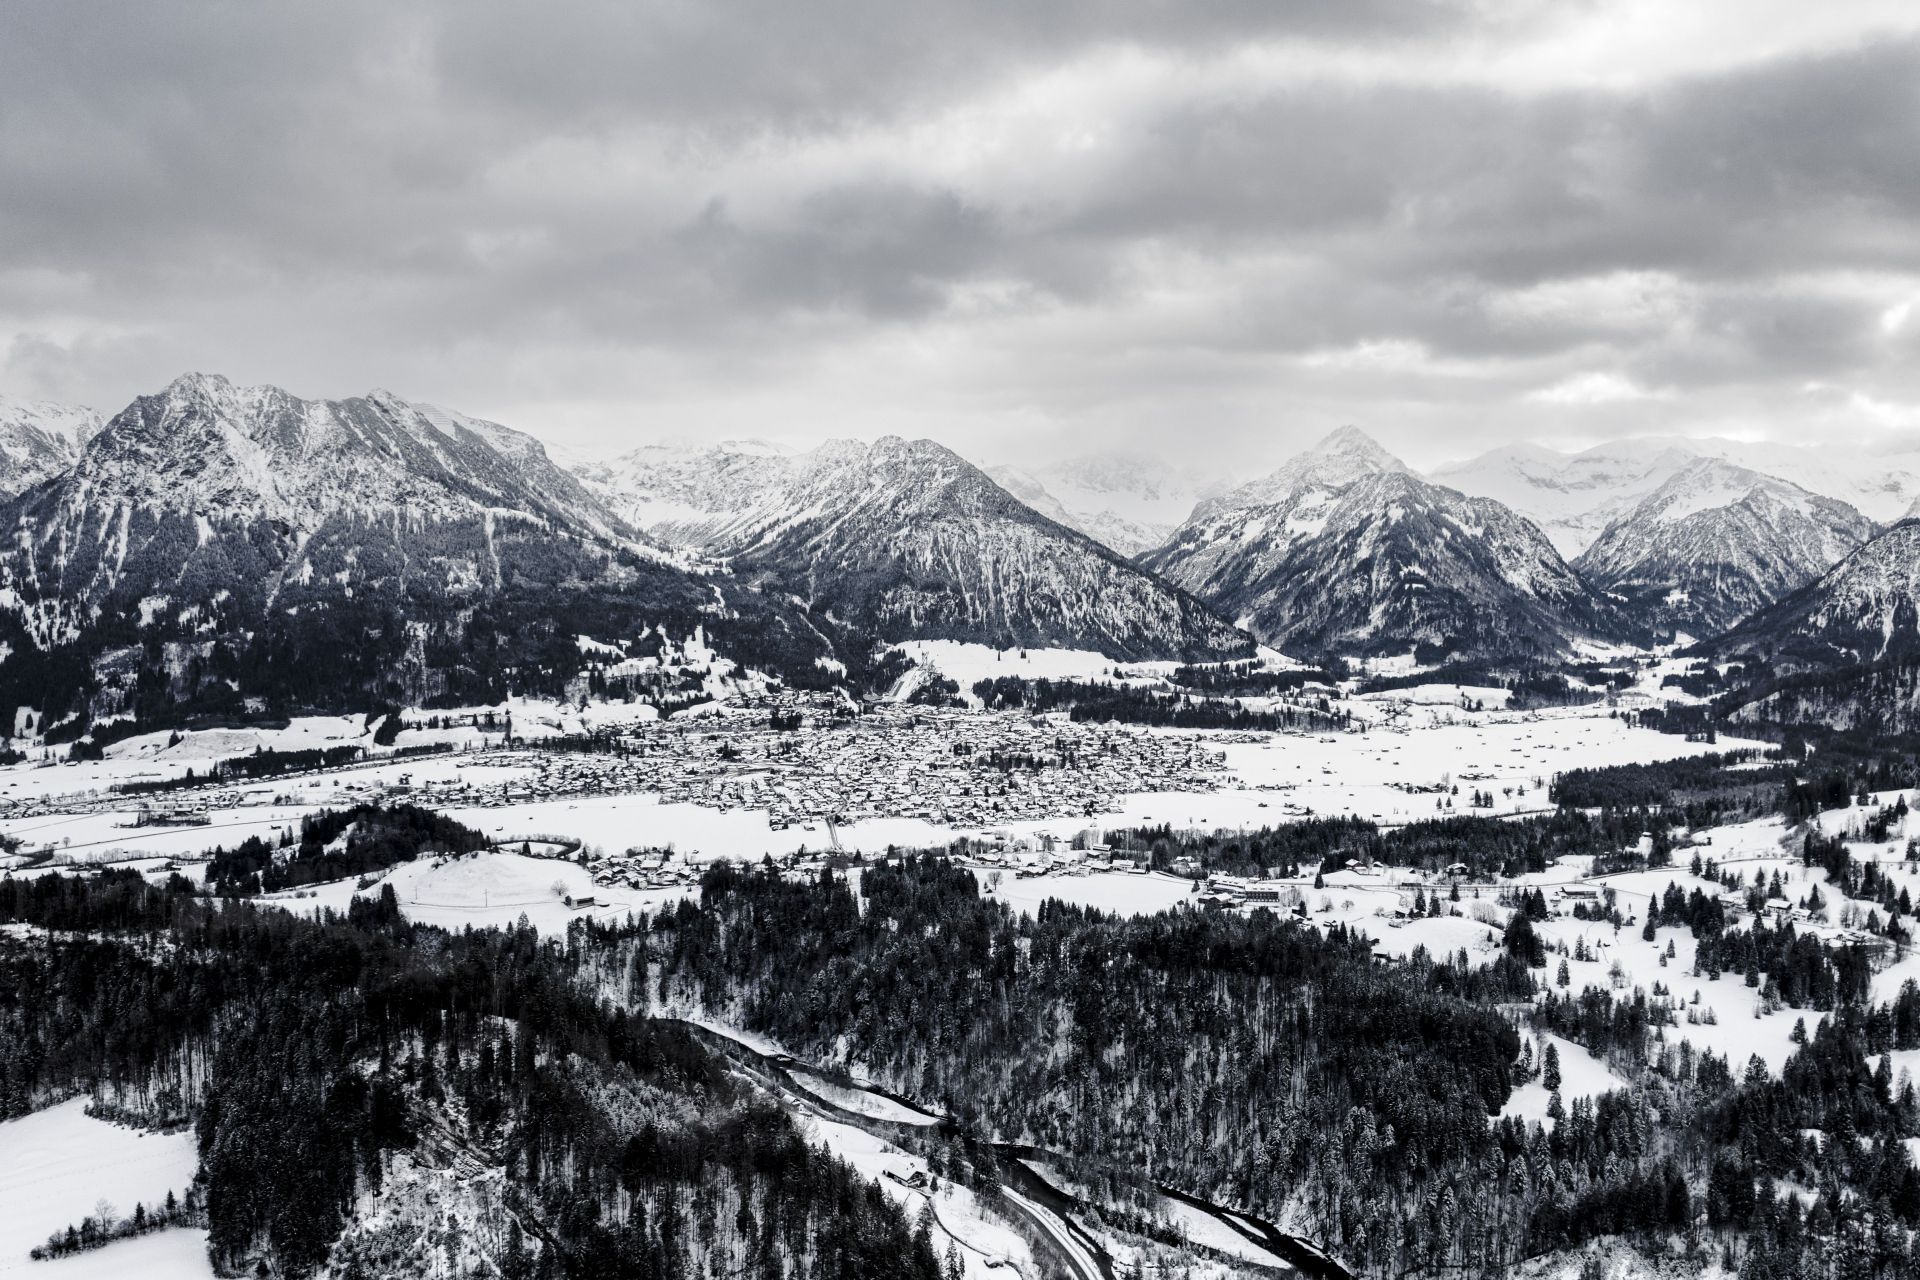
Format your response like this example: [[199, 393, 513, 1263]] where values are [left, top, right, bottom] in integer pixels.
[[0, 378, 1251, 734], [577, 436, 1250, 662], [1436, 435, 1920, 555], [6, 373, 1920, 733]]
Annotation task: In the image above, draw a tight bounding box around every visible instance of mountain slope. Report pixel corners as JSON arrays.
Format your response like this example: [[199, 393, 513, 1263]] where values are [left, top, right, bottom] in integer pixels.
[[1146, 428, 1640, 661], [0, 394, 98, 498], [1703, 521, 1920, 733], [1708, 520, 1920, 669], [1575, 459, 1876, 638], [0, 375, 829, 727], [581, 436, 1251, 661]]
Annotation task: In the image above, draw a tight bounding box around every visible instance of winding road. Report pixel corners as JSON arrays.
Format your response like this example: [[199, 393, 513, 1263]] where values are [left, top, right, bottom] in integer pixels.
[[672, 1019, 1353, 1280]]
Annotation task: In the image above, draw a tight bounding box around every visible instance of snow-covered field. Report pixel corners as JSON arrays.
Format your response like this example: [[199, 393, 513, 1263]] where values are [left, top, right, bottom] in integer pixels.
[[894, 640, 1168, 691], [4, 667, 1898, 1099], [1501, 1034, 1631, 1124], [986, 870, 1195, 918], [802, 1114, 1034, 1280], [267, 850, 695, 934], [0, 1099, 207, 1278]]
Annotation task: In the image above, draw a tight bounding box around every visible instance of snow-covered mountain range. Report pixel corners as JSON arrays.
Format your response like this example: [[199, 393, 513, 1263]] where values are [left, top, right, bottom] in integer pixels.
[[579, 436, 1250, 662], [1429, 440, 1698, 558], [1437, 436, 1920, 555], [3, 373, 1915, 718], [1143, 428, 1642, 661], [1575, 459, 1878, 640], [0, 376, 1255, 734], [0, 375, 828, 725]]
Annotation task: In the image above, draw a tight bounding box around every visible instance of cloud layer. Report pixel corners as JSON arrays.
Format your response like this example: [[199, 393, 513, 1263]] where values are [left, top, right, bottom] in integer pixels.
[[3, 0, 1919, 470]]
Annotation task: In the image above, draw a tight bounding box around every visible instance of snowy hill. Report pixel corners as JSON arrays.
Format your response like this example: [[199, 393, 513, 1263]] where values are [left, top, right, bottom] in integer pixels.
[[0, 394, 98, 498], [1145, 428, 1639, 661], [1575, 458, 1877, 638], [581, 435, 1251, 661]]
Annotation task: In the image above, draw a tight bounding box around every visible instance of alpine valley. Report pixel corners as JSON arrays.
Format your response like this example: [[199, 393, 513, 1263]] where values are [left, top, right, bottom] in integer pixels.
[[10, 376, 1920, 1280]]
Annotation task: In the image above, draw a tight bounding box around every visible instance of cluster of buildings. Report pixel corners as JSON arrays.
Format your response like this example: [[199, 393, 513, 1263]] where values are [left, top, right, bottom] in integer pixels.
[[415, 694, 1234, 830]]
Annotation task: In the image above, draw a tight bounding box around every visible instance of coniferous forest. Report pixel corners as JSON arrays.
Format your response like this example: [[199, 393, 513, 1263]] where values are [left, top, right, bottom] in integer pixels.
[[12, 811, 1917, 1277], [0, 871, 948, 1280]]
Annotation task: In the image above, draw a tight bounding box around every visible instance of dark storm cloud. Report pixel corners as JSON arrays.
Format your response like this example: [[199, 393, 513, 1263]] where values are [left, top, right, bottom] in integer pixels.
[[1, 0, 1918, 465]]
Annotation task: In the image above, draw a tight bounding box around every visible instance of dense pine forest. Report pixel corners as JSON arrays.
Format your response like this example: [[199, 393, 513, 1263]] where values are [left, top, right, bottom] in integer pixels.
[[637, 858, 1920, 1278], [0, 871, 948, 1279]]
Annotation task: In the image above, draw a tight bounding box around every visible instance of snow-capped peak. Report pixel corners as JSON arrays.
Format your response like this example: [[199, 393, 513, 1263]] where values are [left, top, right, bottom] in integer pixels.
[[1312, 424, 1404, 468], [1145, 433, 1631, 660], [1576, 457, 1876, 636]]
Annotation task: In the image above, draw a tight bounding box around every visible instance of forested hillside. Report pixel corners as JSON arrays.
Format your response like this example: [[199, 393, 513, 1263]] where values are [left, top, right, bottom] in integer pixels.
[[630, 855, 1920, 1279], [0, 872, 947, 1279]]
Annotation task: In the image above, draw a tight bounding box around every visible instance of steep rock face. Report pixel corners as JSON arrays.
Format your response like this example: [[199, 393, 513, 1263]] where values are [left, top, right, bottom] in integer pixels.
[[0, 375, 825, 722], [0, 395, 97, 498], [581, 436, 1251, 661], [1576, 459, 1876, 638], [1146, 428, 1639, 660]]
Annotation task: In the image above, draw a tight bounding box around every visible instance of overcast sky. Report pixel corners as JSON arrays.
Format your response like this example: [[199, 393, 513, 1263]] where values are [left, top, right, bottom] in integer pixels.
[[4, 1, 1920, 473]]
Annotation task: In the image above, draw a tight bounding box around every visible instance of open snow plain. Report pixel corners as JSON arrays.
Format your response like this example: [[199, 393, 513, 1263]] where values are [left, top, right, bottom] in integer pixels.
[[0, 1100, 208, 1278]]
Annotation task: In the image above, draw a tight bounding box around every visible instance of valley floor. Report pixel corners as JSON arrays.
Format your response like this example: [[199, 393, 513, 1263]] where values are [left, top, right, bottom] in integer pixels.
[[3, 646, 1909, 1279]]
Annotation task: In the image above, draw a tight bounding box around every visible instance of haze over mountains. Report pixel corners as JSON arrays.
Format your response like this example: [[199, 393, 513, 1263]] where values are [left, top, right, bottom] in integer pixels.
[[5, 372, 1920, 734], [984, 455, 1215, 557], [1435, 436, 1920, 555]]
